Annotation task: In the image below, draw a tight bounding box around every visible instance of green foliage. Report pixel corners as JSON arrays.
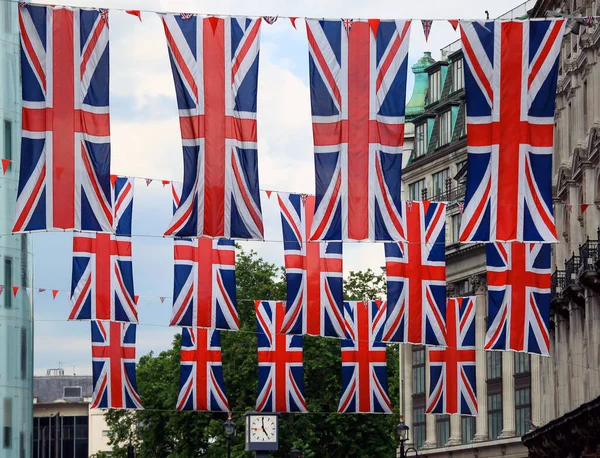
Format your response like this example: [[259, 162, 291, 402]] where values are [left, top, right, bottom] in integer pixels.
[[104, 248, 400, 457]]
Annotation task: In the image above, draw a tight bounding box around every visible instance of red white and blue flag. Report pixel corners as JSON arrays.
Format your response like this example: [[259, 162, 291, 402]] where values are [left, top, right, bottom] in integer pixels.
[[339, 301, 392, 413], [69, 177, 137, 322], [177, 327, 229, 411], [382, 202, 447, 346], [427, 297, 477, 416], [162, 15, 264, 239], [485, 242, 551, 355], [278, 193, 345, 338], [306, 19, 411, 241], [459, 20, 566, 242], [170, 183, 239, 330], [256, 301, 308, 413], [15, 5, 113, 233], [91, 321, 143, 409]]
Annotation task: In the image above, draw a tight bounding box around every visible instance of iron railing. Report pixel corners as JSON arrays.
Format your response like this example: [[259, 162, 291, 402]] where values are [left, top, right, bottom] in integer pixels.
[[565, 254, 581, 286], [551, 270, 566, 298], [579, 238, 599, 271]]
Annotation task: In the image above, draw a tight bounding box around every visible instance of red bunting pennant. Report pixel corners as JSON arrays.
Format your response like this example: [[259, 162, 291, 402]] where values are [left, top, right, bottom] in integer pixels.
[[265, 190, 273, 199], [161, 180, 170, 187], [368, 19, 380, 37], [12, 286, 19, 297], [581, 204, 589, 213], [448, 20, 459, 31], [1, 159, 10, 174], [126, 10, 142, 21], [289, 17, 297, 29], [145, 178, 152, 186], [208, 17, 219, 34], [134, 295, 140, 304], [110, 174, 118, 186], [52, 290, 59, 299]]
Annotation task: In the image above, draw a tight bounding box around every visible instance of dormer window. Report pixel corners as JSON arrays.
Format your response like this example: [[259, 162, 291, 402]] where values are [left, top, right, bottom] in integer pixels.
[[439, 110, 452, 146], [452, 58, 464, 92], [429, 71, 441, 103], [415, 123, 428, 157]]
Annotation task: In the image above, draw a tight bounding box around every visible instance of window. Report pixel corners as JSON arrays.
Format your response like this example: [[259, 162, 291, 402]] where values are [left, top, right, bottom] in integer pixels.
[[415, 123, 428, 157], [102, 430, 110, 436], [20, 328, 26, 380], [488, 393, 503, 440], [515, 387, 531, 436], [432, 169, 449, 199], [436, 415, 450, 447], [439, 111, 452, 146], [3, 398, 12, 449], [64, 386, 83, 398], [3, 120, 11, 164], [4, 258, 12, 309], [514, 353, 530, 374], [583, 81, 588, 133], [452, 58, 464, 92], [486, 351, 502, 380], [413, 407, 426, 449], [429, 71, 442, 103], [461, 416, 476, 443], [409, 179, 425, 201], [451, 214, 462, 244], [412, 346, 425, 394]]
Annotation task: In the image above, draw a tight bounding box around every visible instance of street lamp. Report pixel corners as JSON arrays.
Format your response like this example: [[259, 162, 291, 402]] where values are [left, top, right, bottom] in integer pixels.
[[222, 412, 237, 458], [290, 449, 304, 458], [397, 418, 418, 457]]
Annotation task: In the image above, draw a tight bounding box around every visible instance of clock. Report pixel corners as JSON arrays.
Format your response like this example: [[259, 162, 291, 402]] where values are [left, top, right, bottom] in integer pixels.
[[244, 412, 279, 453]]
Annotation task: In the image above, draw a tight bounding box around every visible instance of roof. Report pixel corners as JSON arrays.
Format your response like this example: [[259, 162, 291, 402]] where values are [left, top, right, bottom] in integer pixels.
[[34, 375, 94, 404], [405, 52, 436, 119]]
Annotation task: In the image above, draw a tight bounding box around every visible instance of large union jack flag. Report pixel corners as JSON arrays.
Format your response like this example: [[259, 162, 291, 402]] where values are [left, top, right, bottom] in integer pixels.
[[162, 14, 264, 239], [278, 193, 345, 338], [255, 301, 307, 413], [15, 5, 113, 233], [171, 183, 238, 330], [382, 202, 447, 346], [485, 242, 551, 355], [177, 327, 229, 411], [69, 177, 136, 322], [91, 321, 143, 409], [427, 297, 477, 416], [306, 19, 411, 241], [459, 20, 566, 242], [339, 301, 392, 413]]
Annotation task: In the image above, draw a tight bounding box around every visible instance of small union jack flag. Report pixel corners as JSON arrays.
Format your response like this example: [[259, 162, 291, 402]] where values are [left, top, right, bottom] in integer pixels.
[[263, 16, 278, 24], [181, 13, 193, 20], [421, 19, 433, 41], [177, 328, 229, 411], [582, 16, 595, 26], [427, 297, 477, 416], [256, 301, 308, 413]]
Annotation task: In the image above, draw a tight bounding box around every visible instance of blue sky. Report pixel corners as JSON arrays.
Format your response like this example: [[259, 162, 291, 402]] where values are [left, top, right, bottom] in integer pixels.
[[32, 0, 526, 375]]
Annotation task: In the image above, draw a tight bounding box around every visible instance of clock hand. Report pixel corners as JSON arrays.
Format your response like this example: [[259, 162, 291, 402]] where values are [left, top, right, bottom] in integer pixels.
[[261, 418, 269, 438]]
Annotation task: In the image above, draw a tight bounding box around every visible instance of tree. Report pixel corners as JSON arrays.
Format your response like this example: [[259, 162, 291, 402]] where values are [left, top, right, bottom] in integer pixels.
[[104, 248, 400, 457]]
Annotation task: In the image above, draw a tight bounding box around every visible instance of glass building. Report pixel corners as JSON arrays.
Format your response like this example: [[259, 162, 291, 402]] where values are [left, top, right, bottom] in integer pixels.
[[1, 1, 34, 457]]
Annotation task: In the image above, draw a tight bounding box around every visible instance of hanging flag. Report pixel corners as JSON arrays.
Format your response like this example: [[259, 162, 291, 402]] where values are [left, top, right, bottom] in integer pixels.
[[342, 18, 353, 36], [0, 285, 4, 296], [161, 180, 170, 187], [426, 297, 477, 416], [69, 177, 137, 322], [145, 178, 152, 186], [265, 190, 273, 199], [12, 286, 19, 297], [14, 5, 113, 233], [170, 184, 238, 330], [161, 15, 264, 239], [134, 295, 139, 305], [52, 290, 59, 299], [278, 193, 344, 338], [421, 19, 433, 41], [581, 204, 589, 213], [307, 19, 411, 241], [458, 19, 566, 242], [289, 17, 298, 29], [126, 10, 142, 21], [177, 328, 229, 411], [160, 297, 166, 304], [339, 301, 392, 413], [382, 202, 447, 346], [1, 159, 9, 174], [458, 201, 465, 215], [582, 16, 594, 26], [38, 288, 45, 293], [485, 242, 551, 355], [448, 19, 459, 31], [566, 203, 573, 213], [263, 16, 278, 24], [255, 300, 308, 413], [91, 321, 143, 409], [368, 19, 380, 37]]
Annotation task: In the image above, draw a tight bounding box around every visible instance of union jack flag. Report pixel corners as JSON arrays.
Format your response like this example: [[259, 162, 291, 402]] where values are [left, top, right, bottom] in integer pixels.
[[170, 183, 238, 330], [177, 327, 229, 411], [339, 301, 391, 413], [263, 16, 278, 24], [485, 242, 551, 355], [162, 15, 264, 239], [69, 177, 137, 322], [306, 19, 411, 241], [427, 297, 477, 416], [15, 5, 113, 233], [421, 19, 433, 41], [255, 301, 307, 413], [278, 193, 345, 338], [382, 201, 447, 346], [459, 20, 566, 242], [91, 321, 143, 409]]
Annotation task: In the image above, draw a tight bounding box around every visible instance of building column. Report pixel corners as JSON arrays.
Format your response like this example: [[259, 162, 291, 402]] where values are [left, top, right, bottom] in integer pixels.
[[499, 351, 516, 438], [556, 316, 569, 417], [531, 355, 542, 428], [448, 415, 461, 446], [472, 277, 488, 442], [423, 350, 437, 449], [401, 344, 414, 446], [570, 303, 585, 409]]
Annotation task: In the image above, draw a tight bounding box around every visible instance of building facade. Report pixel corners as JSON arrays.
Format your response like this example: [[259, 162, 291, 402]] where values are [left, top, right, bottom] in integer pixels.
[[33, 371, 112, 457], [0, 1, 34, 457], [522, 0, 600, 456]]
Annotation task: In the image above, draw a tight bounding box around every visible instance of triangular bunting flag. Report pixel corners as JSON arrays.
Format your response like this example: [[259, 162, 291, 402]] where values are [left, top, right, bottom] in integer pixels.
[[1, 159, 10, 174], [161, 180, 170, 187], [12, 286, 19, 297], [38, 288, 46, 293], [146, 297, 152, 305], [342, 18, 353, 36], [110, 175, 118, 186], [421, 19, 433, 42], [458, 202, 464, 215], [160, 297, 166, 304], [134, 295, 140, 304], [567, 203, 573, 213], [145, 178, 152, 186], [368, 19, 380, 37], [422, 200, 431, 214], [265, 190, 273, 199], [0, 285, 4, 296], [290, 17, 298, 29], [407, 201, 413, 213], [448, 19, 459, 31], [52, 290, 59, 299], [263, 16, 278, 25], [181, 13, 193, 20], [126, 10, 142, 21], [208, 16, 220, 34], [581, 204, 590, 213]]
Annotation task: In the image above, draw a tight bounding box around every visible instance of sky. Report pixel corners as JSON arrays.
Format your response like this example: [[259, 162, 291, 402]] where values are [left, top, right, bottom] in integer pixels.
[[31, 0, 528, 376]]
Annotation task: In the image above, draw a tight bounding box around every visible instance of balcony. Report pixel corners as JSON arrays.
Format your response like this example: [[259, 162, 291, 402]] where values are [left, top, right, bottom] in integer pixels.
[[551, 270, 566, 298], [564, 253, 584, 306], [433, 177, 466, 203], [578, 230, 600, 291]]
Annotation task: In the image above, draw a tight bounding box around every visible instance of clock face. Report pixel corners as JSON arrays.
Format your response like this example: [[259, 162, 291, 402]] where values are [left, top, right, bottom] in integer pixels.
[[249, 415, 277, 443]]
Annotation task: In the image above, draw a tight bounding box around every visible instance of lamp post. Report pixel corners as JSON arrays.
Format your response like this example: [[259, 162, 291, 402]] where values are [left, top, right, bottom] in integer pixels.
[[222, 412, 237, 458], [397, 418, 419, 458]]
